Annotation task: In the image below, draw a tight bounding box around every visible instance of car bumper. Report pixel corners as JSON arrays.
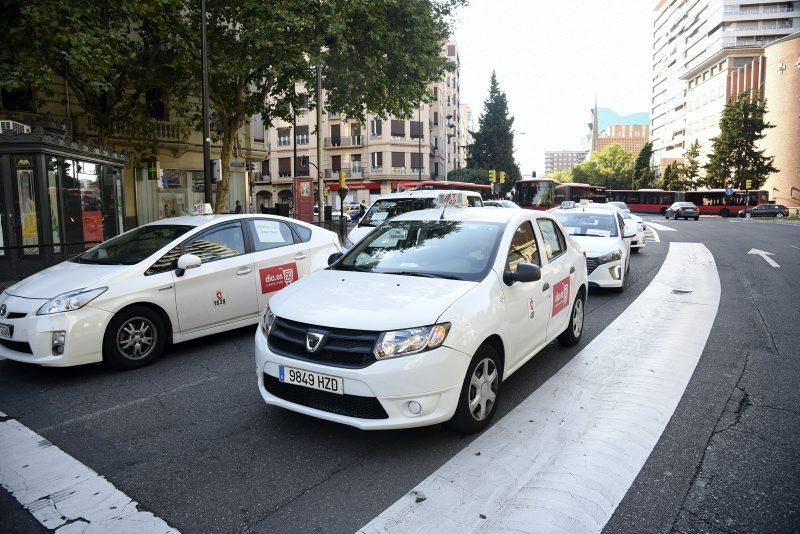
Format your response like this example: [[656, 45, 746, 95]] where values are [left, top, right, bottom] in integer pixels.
[[254, 326, 470, 430], [0, 294, 108, 367], [631, 231, 646, 249], [587, 260, 624, 288]]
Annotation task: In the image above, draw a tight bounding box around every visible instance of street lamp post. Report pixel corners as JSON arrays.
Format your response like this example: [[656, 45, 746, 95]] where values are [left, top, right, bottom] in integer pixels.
[[316, 63, 324, 221], [200, 0, 212, 206], [418, 107, 422, 181]]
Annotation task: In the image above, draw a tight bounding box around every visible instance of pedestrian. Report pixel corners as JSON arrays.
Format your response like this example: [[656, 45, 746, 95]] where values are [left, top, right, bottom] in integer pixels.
[[235, 200, 243, 214], [359, 200, 367, 217], [259, 202, 266, 214]]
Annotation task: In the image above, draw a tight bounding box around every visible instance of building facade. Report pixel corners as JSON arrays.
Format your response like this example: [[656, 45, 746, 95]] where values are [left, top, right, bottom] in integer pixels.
[[594, 124, 651, 155], [544, 150, 589, 175], [651, 0, 800, 168]]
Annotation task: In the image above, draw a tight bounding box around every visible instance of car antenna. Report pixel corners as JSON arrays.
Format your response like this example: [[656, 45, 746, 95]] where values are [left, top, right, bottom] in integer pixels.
[[439, 202, 447, 220]]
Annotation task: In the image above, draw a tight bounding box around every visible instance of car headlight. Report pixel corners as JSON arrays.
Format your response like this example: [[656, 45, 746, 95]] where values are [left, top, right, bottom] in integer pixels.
[[596, 250, 622, 264], [374, 323, 451, 360], [37, 287, 108, 315], [262, 305, 276, 335]]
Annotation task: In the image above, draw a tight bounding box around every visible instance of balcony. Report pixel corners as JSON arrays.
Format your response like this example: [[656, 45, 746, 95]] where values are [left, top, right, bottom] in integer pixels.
[[277, 137, 291, 146], [324, 168, 367, 179], [391, 167, 408, 175], [324, 135, 364, 148], [107, 119, 185, 142]]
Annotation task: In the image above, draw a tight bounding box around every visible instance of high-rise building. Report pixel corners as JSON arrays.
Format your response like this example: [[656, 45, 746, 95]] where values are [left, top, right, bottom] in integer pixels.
[[256, 41, 462, 207], [595, 124, 651, 155], [544, 150, 589, 175], [651, 0, 800, 169]]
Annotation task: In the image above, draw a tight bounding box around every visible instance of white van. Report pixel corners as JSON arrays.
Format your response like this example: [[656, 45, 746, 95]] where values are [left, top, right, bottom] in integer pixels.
[[345, 189, 483, 247]]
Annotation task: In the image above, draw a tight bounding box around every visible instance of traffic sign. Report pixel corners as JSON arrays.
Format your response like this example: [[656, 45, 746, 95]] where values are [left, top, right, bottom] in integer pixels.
[[724, 187, 734, 196]]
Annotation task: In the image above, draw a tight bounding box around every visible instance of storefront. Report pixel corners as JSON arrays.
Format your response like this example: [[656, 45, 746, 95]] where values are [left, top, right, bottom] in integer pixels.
[[0, 129, 126, 281]]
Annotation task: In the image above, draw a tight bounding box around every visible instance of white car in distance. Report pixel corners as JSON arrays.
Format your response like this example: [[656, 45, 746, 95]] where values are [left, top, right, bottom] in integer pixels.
[[0, 215, 341, 369], [550, 205, 634, 291], [592, 203, 646, 253], [256, 207, 588, 433]]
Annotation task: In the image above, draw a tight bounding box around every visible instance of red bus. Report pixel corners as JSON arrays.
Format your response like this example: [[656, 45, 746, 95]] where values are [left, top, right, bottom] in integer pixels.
[[514, 179, 606, 209], [396, 180, 493, 200], [607, 189, 769, 216]]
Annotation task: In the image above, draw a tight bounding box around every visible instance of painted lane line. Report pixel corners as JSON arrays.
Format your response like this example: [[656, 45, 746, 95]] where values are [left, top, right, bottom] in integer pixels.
[[643, 221, 677, 232], [747, 248, 780, 268], [0, 416, 179, 533], [648, 227, 660, 243], [360, 242, 720, 534]]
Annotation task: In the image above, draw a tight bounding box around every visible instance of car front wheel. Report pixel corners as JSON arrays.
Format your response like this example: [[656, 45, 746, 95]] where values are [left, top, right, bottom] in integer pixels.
[[448, 344, 501, 434], [103, 306, 167, 370], [557, 291, 585, 347]]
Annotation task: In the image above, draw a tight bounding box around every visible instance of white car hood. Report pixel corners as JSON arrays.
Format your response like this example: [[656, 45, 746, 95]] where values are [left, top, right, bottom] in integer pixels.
[[269, 269, 477, 331], [568, 236, 621, 257], [4, 261, 129, 299]]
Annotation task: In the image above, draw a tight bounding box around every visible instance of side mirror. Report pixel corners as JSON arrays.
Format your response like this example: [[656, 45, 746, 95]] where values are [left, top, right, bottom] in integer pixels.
[[175, 253, 202, 277], [503, 263, 541, 286], [328, 252, 343, 266]]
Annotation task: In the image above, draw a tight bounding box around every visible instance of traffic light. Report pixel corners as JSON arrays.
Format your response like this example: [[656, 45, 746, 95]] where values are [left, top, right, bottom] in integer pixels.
[[338, 169, 346, 189], [745, 179, 752, 189], [210, 159, 222, 183], [499, 171, 506, 184], [488, 169, 496, 183]]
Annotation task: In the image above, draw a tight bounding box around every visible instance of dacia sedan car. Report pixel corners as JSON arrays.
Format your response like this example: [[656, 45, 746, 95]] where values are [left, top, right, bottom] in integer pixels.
[[0, 215, 340, 369], [255, 207, 588, 433]]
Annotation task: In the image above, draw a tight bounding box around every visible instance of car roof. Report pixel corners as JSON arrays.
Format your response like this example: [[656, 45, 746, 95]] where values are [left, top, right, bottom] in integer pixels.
[[549, 205, 621, 216], [375, 189, 482, 201], [145, 213, 311, 229], [392, 206, 547, 224]]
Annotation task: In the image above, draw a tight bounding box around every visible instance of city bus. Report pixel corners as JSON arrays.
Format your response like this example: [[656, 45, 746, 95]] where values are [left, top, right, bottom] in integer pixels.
[[607, 189, 769, 216], [395, 181, 493, 200], [514, 178, 606, 210]]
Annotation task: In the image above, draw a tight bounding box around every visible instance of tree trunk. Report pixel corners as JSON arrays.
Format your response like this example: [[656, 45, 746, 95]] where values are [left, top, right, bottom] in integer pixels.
[[214, 120, 237, 214]]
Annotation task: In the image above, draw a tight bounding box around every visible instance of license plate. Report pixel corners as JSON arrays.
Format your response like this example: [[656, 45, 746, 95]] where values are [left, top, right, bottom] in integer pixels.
[[0, 323, 12, 339], [279, 365, 343, 395]]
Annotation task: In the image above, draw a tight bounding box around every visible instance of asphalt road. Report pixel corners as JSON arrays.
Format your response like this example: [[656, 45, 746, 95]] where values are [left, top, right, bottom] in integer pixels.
[[1, 217, 798, 533]]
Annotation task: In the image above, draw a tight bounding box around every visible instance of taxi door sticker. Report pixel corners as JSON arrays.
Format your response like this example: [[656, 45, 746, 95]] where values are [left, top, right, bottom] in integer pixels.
[[259, 263, 299, 294], [551, 277, 571, 316]]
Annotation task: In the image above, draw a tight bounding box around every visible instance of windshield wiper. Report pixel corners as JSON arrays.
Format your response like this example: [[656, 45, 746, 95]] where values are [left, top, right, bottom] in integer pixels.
[[334, 264, 372, 272], [389, 271, 463, 280], [570, 233, 606, 237]]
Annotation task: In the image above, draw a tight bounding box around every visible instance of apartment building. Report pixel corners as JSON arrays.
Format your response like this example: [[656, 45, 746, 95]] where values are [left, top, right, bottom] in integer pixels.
[[458, 103, 473, 169], [650, 0, 800, 168], [255, 42, 463, 208], [595, 124, 651, 156], [544, 150, 589, 175]]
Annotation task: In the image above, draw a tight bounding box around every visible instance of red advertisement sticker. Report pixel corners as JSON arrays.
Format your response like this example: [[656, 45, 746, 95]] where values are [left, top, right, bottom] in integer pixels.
[[551, 277, 571, 316], [259, 263, 299, 294]]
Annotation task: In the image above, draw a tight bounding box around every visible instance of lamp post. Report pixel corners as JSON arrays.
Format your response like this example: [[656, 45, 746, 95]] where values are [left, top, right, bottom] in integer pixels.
[[316, 63, 324, 221], [200, 0, 212, 205], [418, 107, 422, 181]]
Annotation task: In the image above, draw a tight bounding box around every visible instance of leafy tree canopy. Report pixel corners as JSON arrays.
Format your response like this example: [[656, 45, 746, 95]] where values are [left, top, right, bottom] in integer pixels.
[[633, 142, 656, 189], [547, 169, 574, 183], [571, 143, 634, 189], [682, 140, 701, 191]]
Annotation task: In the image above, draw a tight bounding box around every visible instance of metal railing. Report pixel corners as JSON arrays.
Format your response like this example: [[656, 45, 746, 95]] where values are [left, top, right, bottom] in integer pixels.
[[324, 136, 364, 148]]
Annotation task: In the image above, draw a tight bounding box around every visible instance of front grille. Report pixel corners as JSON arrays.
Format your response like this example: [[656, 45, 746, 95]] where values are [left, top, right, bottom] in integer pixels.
[[264, 373, 389, 419], [586, 257, 600, 275], [268, 317, 381, 368], [0, 339, 32, 354]]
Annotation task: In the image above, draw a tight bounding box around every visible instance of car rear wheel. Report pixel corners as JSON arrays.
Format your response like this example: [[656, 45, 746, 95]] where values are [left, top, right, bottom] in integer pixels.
[[103, 306, 166, 370], [447, 344, 501, 434], [557, 291, 585, 347]]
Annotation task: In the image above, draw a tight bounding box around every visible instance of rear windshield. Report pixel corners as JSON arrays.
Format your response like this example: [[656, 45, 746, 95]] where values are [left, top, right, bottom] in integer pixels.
[[553, 212, 619, 238], [677, 202, 696, 208]]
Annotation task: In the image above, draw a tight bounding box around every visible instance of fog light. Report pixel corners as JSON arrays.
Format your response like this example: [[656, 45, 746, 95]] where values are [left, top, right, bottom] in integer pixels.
[[407, 401, 422, 415], [52, 331, 66, 356], [610, 265, 622, 280]]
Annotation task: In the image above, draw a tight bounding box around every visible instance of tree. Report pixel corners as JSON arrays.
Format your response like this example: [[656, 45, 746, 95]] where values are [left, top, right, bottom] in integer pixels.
[[447, 168, 491, 184], [467, 71, 521, 192], [633, 142, 656, 189], [660, 162, 684, 190], [704, 91, 777, 190], [548, 169, 574, 183], [571, 144, 634, 189], [682, 140, 701, 191]]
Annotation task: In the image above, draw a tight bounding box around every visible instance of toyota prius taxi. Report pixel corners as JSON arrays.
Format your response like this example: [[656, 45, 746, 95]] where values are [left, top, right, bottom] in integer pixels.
[[256, 207, 588, 433], [0, 214, 340, 369]]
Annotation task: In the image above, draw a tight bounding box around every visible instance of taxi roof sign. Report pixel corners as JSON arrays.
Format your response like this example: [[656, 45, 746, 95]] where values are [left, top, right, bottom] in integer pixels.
[[194, 203, 214, 215], [560, 201, 577, 209]]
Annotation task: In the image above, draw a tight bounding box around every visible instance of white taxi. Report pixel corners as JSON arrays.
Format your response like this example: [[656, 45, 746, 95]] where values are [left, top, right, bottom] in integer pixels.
[[550, 205, 634, 292], [256, 207, 588, 433], [0, 214, 341, 369], [591, 203, 646, 253]]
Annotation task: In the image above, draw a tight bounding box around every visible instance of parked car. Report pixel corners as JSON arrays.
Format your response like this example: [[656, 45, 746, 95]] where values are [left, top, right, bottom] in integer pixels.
[[0, 215, 341, 369], [484, 200, 521, 209], [608, 201, 647, 227], [590, 203, 646, 253], [256, 207, 588, 432], [737, 204, 789, 218], [665, 202, 699, 220]]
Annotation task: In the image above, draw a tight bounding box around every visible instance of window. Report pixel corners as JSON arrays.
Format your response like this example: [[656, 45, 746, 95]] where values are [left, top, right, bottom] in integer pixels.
[[1, 88, 34, 113], [277, 128, 290, 146], [391, 120, 406, 138], [185, 224, 245, 263], [433, 87, 438, 100], [287, 222, 312, 242], [249, 219, 296, 251], [46, 157, 62, 253], [295, 125, 309, 145], [77, 225, 192, 272], [391, 152, 406, 169], [371, 152, 383, 168], [278, 157, 291, 177], [371, 119, 382, 137], [253, 114, 264, 143], [410, 121, 423, 139], [433, 112, 439, 126], [351, 154, 362, 172], [537, 219, 566, 261], [506, 222, 540, 272], [295, 156, 309, 176], [410, 152, 423, 170], [331, 155, 342, 172], [146, 89, 168, 121], [146, 245, 182, 275]]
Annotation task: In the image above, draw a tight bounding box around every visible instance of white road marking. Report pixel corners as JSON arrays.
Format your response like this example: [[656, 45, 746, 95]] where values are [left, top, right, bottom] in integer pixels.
[[747, 248, 780, 268], [360, 242, 720, 534], [646, 227, 660, 243], [791, 244, 799, 250], [643, 221, 677, 232], [0, 416, 178, 533]]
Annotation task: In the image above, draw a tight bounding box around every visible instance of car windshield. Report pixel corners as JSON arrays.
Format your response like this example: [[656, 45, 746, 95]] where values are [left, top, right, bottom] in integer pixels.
[[73, 225, 193, 265], [359, 198, 439, 227], [553, 212, 619, 238], [677, 203, 696, 208], [335, 220, 505, 282]]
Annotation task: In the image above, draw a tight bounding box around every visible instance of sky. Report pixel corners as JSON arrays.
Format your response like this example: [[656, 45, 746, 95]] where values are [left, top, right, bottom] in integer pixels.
[[453, 0, 653, 176]]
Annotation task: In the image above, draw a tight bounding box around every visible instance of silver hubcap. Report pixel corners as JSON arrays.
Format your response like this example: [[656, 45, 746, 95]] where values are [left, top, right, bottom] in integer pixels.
[[468, 358, 498, 421], [572, 298, 584, 338], [117, 317, 156, 360]]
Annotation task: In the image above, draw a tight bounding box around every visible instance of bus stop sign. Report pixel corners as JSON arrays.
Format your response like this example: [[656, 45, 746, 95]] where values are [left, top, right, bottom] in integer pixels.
[[725, 186, 734, 196]]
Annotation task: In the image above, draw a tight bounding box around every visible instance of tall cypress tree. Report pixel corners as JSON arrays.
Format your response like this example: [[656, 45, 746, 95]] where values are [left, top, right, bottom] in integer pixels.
[[467, 71, 520, 191], [632, 142, 655, 189]]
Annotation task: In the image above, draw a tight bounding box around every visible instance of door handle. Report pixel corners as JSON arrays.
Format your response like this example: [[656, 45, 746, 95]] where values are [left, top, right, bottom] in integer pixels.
[[570, 266, 576, 274], [294, 254, 307, 260], [236, 267, 252, 276], [542, 282, 550, 292]]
